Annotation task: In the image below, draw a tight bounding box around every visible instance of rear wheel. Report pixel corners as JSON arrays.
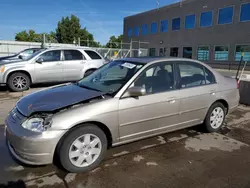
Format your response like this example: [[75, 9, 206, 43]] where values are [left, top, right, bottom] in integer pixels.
[[7, 72, 31, 92], [204, 102, 226, 133], [58, 125, 107, 173]]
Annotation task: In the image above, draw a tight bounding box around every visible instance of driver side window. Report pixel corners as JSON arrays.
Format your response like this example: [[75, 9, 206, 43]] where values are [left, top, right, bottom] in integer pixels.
[[132, 62, 174, 95], [39, 50, 61, 62]]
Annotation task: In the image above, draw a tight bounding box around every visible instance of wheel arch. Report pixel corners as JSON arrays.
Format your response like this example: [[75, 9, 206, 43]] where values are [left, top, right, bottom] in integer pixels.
[[212, 99, 229, 114], [6, 70, 32, 84], [55, 121, 113, 159]]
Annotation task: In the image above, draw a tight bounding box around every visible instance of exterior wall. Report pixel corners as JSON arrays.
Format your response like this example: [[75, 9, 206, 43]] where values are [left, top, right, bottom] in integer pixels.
[[123, 0, 250, 70]]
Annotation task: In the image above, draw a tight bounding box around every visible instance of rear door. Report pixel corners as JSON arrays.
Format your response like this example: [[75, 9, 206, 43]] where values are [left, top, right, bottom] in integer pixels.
[[62, 50, 85, 81], [177, 61, 218, 126], [83, 50, 105, 72], [34, 50, 64, 83]]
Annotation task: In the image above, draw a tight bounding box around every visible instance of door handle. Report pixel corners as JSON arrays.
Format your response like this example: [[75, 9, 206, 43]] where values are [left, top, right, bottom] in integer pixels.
[[209, 90, 216, 95], [167, 98, 176, 104]]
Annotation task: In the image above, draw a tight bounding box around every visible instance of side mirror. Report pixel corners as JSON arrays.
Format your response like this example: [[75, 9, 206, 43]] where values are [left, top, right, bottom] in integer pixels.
[[123, 86, 146, 98], [36, 57, 43, 64]]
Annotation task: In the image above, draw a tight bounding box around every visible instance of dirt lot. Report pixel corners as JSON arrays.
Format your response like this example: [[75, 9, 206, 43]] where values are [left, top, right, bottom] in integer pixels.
[[0, 87, 250, 188]]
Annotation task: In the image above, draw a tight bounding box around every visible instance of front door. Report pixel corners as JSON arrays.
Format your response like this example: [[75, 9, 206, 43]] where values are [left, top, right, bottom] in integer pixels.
[[118, 62, 180, 142], [177, 61, 218, 126], [62, 50, 85, 81], [34, 50, 64, 83]]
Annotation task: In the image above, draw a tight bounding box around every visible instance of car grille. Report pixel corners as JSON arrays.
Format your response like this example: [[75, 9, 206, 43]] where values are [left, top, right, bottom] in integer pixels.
[[8, 107, 26, 124]]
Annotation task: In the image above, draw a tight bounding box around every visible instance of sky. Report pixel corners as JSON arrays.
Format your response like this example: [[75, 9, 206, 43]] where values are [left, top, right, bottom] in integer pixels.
[[0, 0, 178, 44]]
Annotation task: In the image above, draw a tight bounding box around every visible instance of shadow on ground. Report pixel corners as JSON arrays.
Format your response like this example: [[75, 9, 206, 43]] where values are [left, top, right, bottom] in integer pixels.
[[0, 180, 26, 188]]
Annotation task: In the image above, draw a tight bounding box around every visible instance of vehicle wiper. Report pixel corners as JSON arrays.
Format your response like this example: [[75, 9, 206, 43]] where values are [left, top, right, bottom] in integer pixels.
[[76, 83, 102, 92]]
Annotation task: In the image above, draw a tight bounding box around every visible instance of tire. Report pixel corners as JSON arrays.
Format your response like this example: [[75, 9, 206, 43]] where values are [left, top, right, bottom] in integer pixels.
[[204, 102, 226, 133], [7, 72, 31, 92], [84, 69, 96, 77], [58, 125, 107, 173]]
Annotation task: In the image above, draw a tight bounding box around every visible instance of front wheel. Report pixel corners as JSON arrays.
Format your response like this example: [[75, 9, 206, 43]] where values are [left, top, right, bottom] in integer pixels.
[[58, 125, 107, 173], [7, 72, 31, 92], [204, 102, 226, 133]]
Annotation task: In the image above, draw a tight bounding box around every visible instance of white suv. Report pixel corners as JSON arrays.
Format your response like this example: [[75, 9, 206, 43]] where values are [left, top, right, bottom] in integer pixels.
[[0, 47, 107, 92]]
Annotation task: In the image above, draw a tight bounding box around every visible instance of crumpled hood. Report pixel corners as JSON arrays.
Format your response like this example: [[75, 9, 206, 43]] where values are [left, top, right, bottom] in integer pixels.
[[0, 59, 24, 65], [0, 54, 17, 61], [17, 83, 106, 117]]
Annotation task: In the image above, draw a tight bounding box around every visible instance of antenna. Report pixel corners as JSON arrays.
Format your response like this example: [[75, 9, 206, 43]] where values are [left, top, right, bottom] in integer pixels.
[[180, 0, 184, 7], [156, 0, 160, 9]]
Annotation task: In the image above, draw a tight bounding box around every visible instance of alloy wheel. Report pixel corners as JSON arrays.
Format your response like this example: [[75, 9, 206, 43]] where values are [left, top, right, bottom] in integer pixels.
[[12, 76, 27, 90], [210, 107, 224, 129], [69, 134, 102, 168]]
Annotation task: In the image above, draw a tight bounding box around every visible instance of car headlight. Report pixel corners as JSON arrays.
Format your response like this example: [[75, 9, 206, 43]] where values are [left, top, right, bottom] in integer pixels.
[[21, 116, 52, 132], [0, 65, 5, 73]]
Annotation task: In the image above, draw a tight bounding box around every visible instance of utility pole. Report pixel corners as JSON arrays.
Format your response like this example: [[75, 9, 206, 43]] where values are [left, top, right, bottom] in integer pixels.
[[78, 37, 81, 46]]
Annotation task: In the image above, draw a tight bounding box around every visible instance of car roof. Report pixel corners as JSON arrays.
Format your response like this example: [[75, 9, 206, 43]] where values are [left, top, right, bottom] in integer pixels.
[[119, 57, 200, 64], [45, 46, 92, 51]]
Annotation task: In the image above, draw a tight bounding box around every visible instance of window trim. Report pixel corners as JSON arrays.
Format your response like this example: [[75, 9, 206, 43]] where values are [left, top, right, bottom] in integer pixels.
[[234, 44, 250, 62], [120, 61, 178, 98], [217, 5, 234, 25], [197, 46, 210, 61], [199, 10, 214, 28], [175, 60, 217, 90], [239, 2, 250, 23], [62, 49, 85, 61], [214, 44, 230, 61], [172, 17, 181, 31], [184, 13, 196, 29]]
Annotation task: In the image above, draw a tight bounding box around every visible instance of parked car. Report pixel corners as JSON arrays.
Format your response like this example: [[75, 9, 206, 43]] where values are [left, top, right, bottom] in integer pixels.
[[0, 48, 41, 62], [5, 57, 239, 173], [0, 47, 106, 91]]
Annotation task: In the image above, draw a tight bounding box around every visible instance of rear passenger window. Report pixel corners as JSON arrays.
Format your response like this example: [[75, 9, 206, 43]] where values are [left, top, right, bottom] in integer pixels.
[[205, 68, 216, 84], [178, 63, 206, 88], [84, 50, 102, 60], [64, 50, 83, 60]]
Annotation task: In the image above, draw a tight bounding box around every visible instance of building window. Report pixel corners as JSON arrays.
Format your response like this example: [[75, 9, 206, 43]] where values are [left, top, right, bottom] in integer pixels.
[[160, 20, 168, 32], [183, 47, 193, 59], [235, 45, 250, 61], [142, 24, 148, 35], [151, 22, 158, 34], [197, 46, 209, 61], [215, 46, 229, 61], [172, 18, 181, 31], [159, 48, 167, 56], [240, 3, 250, 22], [185, 14, 196, 29], [200, 11, 213, 27], [218, 7, 234, 25], [170, 47, 179, 57], [149, 48, 156, 57], [134, 27, 140, 36], [128, 28, 132, 37]]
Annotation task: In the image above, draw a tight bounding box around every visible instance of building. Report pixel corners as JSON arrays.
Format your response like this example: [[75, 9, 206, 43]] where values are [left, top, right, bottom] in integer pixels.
[[123, 0, 250, 70]]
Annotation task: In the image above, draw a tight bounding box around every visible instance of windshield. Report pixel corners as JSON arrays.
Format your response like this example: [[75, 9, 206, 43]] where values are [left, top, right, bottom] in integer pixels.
[[25, 49, 46, 61], [78, 60, 144, 95]]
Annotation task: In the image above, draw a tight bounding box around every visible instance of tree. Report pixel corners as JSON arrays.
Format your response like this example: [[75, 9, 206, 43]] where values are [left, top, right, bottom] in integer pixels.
[[15, 30, 58, 43], [56, 15, 82, 43], [106, 35, 123, 48], [15, 30, 42, 42]]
